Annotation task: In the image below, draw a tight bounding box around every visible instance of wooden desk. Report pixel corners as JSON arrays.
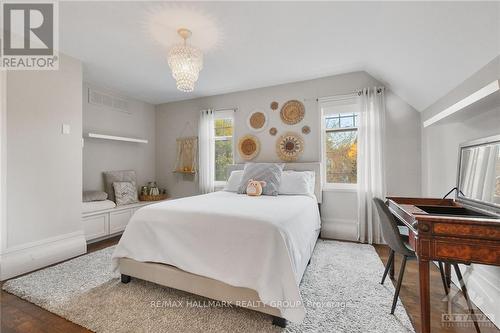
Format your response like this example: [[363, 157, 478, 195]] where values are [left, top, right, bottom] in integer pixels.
[[386, 197, 500, 333]]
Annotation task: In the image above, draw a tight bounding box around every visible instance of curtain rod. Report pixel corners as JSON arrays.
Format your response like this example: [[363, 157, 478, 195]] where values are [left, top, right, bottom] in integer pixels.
[[215, 107, 238, 112], [305, 87, 384, 102]]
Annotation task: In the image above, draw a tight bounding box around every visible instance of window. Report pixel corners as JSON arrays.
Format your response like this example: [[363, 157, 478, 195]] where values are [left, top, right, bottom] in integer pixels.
[[214, 111, 234, 184], [321, 98, 359, 188]]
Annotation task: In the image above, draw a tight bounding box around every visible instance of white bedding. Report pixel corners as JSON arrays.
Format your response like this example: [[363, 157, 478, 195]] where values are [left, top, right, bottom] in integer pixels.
[[82, 199, 116, 213], [111, 191, 321, 323]]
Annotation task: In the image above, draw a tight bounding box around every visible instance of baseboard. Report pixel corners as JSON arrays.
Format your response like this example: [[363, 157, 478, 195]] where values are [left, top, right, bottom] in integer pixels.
[[321, 218, 358, 242], [86, 231, 123, 245], [0, 231, 87, 280], [450, 264, 500, 329]]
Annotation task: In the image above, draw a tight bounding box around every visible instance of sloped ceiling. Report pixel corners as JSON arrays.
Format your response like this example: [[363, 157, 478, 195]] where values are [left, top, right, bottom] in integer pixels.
[[60, 1, 500, 110]]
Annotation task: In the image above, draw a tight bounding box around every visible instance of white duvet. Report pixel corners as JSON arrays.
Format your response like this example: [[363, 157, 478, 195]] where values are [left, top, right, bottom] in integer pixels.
[[111, 191, 321, 323]]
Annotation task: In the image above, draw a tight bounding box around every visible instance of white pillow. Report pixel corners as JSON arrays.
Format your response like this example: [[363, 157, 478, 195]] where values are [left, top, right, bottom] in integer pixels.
[[224, 170, 244, 192], [279, 171, 315, 196]]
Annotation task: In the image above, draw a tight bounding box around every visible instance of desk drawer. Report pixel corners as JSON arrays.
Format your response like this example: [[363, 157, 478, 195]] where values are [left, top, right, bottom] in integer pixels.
[[434, 239, 500, 265], [434, 223, 500, 240]]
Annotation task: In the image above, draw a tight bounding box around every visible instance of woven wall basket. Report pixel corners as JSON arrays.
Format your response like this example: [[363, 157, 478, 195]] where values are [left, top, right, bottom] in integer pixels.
[[247, 110, 268, 132], [276, 132, 304, 161], [238, 135, 260, 160], [280, 100, 305, 125]]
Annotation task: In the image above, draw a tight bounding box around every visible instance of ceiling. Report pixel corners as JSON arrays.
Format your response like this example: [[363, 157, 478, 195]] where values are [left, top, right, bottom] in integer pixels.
[[60, 2, 500, 110]]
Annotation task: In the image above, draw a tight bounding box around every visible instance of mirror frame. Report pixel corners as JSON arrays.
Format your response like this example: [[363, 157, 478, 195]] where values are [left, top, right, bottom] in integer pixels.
[[456, 134, 500, 214]]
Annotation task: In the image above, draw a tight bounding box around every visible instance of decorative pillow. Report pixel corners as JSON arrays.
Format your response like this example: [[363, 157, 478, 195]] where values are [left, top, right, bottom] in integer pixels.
[[103, 170, 136, 202], [246, 179, 267, 196], [237, 163, 284, 196], [279, 171, 315, 196], [224, 170, 244, 192], [113, 181, 138, 206], [82, 190, 108, 202]]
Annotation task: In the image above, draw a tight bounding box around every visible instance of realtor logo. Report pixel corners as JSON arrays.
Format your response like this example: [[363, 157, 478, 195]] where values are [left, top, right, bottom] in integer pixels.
[[1, 1, 59, 70]]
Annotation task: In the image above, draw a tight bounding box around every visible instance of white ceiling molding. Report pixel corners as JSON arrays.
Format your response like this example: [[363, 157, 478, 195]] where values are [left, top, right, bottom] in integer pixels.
[[423, 80, 500, 128]]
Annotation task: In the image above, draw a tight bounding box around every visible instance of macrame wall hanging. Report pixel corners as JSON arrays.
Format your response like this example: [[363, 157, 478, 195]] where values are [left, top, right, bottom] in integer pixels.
[[174, 136, 198, 174]]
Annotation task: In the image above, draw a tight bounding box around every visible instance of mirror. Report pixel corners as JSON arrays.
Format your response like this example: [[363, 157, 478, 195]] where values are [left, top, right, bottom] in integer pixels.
[[458, 137, 500, 208]]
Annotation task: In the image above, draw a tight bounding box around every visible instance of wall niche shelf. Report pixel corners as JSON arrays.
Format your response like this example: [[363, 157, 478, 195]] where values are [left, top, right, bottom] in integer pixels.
[[173, 170, 196, 175], [423, 80, 500, 128], [86, 132, 148, 144]]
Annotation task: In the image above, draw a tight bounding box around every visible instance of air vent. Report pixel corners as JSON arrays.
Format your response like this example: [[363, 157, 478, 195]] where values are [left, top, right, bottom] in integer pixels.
[[88, 88, 130, 113]]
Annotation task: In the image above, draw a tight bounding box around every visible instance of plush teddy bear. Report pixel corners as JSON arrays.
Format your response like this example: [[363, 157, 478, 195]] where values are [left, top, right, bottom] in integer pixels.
[[246, 179, 267, 196]]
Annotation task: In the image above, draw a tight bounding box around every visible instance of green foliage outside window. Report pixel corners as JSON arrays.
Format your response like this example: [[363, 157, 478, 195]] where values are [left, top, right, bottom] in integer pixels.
[[215, 118, 233, 181], [325, 113, 357, 184], [215, 119, 233, 136]]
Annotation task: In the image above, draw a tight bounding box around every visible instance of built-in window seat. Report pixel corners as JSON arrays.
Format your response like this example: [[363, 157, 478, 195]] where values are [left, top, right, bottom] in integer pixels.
[[82, 200, 168, 243]]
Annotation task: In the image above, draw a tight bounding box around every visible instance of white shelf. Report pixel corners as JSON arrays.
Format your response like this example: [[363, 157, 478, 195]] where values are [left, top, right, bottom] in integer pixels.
[[423, 80, 500, 127], [86, 132, 148, 144]]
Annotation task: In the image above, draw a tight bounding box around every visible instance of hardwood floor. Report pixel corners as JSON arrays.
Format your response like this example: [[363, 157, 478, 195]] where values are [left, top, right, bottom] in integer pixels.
[[1, 238, 498, 333], [374, 244, 499, 333], [0, 237, 120, 333]]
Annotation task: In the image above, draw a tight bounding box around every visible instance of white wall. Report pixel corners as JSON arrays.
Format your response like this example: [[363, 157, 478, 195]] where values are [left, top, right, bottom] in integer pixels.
[[386, 91, 422, 196], [156, 71, 421, 241], [320, 190, 358, 241], [0, 71, 6, 252], [422, 56, 500, 195], [0, 54, 86, 280], [421, 56, 500, 328], [83, 83, 156, 191]]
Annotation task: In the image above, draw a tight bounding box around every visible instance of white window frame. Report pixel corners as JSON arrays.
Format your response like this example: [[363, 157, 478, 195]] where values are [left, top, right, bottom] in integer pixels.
[[320, 95, 359, 191], [214, 110, 235, 187]]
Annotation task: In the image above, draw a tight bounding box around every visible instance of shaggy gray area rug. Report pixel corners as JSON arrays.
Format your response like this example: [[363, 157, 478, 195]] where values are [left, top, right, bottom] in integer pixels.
[[3, 240, 414, 333]]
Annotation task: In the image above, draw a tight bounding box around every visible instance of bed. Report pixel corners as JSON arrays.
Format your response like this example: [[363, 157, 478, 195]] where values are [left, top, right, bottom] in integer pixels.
[[112, 162, 322, 327]]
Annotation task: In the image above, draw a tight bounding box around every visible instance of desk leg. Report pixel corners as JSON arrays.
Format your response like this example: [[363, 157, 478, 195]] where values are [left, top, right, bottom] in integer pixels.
[[390, 255, 395, 279], [444, 263, 451, 288], [419, 259, 431, 333]]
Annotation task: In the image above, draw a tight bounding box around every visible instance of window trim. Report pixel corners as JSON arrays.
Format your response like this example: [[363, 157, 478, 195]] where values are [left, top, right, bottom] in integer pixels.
[[320, 97, 359, 189], [214, 111, 235, 186], [323, 182, 358, 191]]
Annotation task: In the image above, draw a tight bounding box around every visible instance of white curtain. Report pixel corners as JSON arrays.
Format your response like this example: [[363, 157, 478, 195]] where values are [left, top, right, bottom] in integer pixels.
[[198, 109, 215, 194], [357, 87, 386, 244]]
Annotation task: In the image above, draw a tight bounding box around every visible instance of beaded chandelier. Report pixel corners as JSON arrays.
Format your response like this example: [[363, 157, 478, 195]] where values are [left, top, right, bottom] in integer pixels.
[[167, 28, 203, 92]]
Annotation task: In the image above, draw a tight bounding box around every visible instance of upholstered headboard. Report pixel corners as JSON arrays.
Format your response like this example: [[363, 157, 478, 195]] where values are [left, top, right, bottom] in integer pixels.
[[227, 162, 323, 203]]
